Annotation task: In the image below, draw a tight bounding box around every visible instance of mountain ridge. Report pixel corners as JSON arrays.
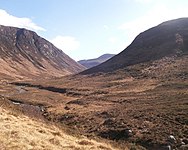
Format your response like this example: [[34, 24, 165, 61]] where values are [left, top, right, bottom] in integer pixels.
[[81, 18, 188, 74], [78, 54, 115, 68], [0, 25, 85, 80]]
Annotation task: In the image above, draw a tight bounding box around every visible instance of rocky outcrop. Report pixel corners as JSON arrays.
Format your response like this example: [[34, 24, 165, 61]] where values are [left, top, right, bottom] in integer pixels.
[[0, 25, 85, 79]]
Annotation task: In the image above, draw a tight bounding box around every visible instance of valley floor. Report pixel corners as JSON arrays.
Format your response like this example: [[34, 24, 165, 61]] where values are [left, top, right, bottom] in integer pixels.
[[0, 55, 187, 150]]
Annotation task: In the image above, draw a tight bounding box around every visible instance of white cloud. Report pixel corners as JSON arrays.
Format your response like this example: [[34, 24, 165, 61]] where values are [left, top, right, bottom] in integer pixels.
[[0, 9, 45, 31], [51, 36, 80, 53], [118, 5, 188, 44], [108, 37, 118, 44]]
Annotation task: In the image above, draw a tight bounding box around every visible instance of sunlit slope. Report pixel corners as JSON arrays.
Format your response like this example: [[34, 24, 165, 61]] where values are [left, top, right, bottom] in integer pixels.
[[0, 107, 119, 150], [0, 25, 85, 80]]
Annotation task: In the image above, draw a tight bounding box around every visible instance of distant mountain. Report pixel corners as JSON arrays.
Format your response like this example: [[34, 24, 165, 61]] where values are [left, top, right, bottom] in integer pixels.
[[82, 18, 188, 74], [0, 25, 85, 80], [78, 54, 115, 68]]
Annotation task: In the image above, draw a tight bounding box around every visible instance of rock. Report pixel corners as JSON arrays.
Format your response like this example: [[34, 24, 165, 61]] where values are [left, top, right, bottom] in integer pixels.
[[166, 145, 171, 150], [182, 141, 186, 145], [40, 106, 45, 112], [168, 135, 176, 143]]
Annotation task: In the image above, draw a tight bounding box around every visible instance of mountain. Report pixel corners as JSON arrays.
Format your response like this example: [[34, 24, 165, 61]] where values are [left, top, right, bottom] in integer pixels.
[[0, 25, 85, 80], [78, 54, 115, 68], [82, 18, 188, 74]]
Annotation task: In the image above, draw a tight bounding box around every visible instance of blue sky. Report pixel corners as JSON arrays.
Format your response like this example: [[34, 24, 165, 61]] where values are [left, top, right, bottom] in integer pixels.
[[0, 0, 188, 60]]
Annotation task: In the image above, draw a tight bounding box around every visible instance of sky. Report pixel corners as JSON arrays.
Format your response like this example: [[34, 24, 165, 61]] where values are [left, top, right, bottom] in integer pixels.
[[0, 0, 188, 61]]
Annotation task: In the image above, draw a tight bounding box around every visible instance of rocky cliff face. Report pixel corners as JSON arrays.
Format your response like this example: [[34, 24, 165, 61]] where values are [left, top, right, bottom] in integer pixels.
[[0, 25, 85, 80], [82, 18, 188, 74]]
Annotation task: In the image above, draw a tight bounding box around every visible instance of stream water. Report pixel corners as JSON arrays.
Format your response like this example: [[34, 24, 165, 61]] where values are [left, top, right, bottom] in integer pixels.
[[10, 99, 46, 120]]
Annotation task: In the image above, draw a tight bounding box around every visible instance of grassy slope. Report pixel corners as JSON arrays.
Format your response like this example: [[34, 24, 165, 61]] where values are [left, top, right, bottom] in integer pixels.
[[0, 104, 119, 150]]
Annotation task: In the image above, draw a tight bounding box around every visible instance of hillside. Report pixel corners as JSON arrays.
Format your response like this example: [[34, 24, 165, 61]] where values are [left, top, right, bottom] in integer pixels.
[[82, 18, 188, 74], [78, 54, 115, 68], [0, 25, 85, 80], [0, 97, 119, 150], [6, 53, 187, 149]]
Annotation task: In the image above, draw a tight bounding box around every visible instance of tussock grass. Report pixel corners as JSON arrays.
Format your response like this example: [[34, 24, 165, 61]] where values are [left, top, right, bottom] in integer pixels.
[[0, 107, 119, 150]]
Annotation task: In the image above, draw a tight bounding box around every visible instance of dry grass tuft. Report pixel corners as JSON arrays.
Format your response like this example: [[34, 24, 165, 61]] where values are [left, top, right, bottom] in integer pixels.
[[0, 107, 119, 150]]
